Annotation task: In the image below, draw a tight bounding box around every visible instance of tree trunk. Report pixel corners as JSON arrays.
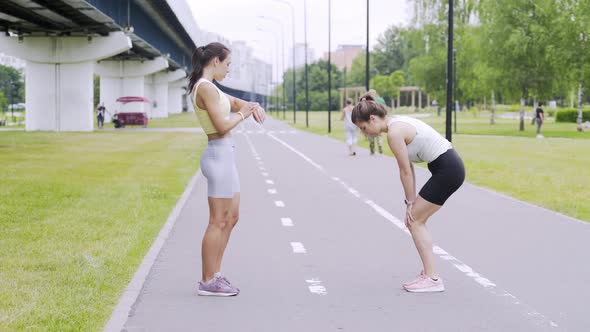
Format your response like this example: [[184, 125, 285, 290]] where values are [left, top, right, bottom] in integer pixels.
[[519, 96, 525, 131], [577, 83, 584, 132], [490, 90, 495, 125]]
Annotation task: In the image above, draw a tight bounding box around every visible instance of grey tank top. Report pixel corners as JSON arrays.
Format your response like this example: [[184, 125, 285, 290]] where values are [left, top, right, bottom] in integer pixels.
[[387, 116, 452, 163]]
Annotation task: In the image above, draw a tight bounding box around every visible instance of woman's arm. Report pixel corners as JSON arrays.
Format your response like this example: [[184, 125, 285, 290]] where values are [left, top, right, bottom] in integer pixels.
[[226, 93, 248, 112], [226, 93, 266, 123], [199, 83, 256, 135], [387, 129, 415, 203]]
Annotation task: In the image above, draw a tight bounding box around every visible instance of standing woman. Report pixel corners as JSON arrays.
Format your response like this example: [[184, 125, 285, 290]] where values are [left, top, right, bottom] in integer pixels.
[[352, 90, 465, 293], [341, 98, 358, 156], [189, 42, 265, 296]]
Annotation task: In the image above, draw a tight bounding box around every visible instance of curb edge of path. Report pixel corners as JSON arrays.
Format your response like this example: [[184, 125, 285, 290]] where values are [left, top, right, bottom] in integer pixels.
[[103, 169, 203, 332]]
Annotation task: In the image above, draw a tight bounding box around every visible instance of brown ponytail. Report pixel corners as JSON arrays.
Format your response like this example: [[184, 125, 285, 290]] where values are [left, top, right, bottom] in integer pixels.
[[187, 42, 231, 93], [351, 89, 387, 124]]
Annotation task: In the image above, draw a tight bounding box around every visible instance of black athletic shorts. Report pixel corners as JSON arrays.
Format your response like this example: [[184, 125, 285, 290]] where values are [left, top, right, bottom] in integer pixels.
[[419, 149, 465, 206]]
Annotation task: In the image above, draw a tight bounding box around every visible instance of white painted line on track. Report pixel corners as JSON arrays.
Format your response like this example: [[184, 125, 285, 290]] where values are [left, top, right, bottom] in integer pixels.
[[274, 200, 285, 207], [290, 242, 306, 253], [306, 278, 327, 295], [266, 179, 274, 185], [281, 218, 294, 227], [266, 131, 558, 329], [242, 131, 260, 156], [268, 189, 277, 194], [262, 172, 269, 177], [267, 132, 324, 172]]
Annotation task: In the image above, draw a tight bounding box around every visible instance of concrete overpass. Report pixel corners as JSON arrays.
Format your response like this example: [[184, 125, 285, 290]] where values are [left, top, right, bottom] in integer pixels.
[[0, 0, 271, 131]]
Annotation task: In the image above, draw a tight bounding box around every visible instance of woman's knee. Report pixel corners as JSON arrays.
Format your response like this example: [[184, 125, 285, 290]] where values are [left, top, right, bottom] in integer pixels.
[[229, 211, 239, 226]]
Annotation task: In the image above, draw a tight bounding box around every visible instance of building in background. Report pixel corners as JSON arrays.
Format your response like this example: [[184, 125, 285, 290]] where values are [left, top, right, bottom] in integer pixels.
[[322, 44, 363, 71], [289, 43, 315, 69]]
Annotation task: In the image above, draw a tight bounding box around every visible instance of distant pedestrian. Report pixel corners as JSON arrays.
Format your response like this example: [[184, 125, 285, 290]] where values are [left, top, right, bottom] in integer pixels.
[[96, 103, 106, 129], [535, 103, 545, 138], [352, 90, 465, 293], [341, 98, 358, 156]]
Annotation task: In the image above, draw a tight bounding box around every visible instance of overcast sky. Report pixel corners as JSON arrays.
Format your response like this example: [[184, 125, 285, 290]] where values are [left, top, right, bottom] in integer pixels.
[[188, 0, 412, 68]]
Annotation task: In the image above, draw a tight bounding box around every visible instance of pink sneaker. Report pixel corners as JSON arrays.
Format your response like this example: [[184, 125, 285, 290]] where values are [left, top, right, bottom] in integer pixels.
[[197, 276, 239, 296], [402, 270, 426, 288], [403, 275, 444, 293]]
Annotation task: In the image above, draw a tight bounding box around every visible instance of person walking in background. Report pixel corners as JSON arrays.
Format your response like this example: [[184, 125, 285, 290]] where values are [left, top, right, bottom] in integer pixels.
[[96, 103, 106, 129], [352, 90, 465, 293], [189, 42, 266, 297], [341, 98, 358, 156], [535, 103, 545, 138]]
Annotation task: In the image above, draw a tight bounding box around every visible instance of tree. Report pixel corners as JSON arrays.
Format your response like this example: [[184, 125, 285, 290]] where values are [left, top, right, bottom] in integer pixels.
[[0, 90, 7, 113], [347, 52, 376, 87], [373, 25, 407, 75], [479, 0, 557, 130], [0, 65, 25, 110], [554, 0, 590, 131]]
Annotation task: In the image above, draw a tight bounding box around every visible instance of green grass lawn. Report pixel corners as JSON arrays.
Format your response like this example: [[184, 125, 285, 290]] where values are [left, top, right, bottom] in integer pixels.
[[0, 131, 206, 331], [93, 112, 201, 130], [280, 110, 590, 222], [145, 112, 200, 128]]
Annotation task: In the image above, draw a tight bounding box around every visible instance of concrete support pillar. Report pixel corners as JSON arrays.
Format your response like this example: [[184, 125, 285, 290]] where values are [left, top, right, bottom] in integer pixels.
[[96, 57, 168, 117], [419, 90, 422, 109], [411, 90, 415, 108], [185, 93, 194, 113], [144, 74, 155, 117], [164, 70, 187, 115], [0, 32, 131, 131], [397, 94, 401, 108], [168, 79, 186, 115]]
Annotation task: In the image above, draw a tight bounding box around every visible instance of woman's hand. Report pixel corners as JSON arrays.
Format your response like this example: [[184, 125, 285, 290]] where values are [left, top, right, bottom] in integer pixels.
[[252, 104, 266, 124], [238, 102, 258, 119]]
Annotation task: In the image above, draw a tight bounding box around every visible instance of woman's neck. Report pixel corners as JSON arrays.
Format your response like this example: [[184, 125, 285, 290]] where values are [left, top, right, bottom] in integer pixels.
[[202, 68, 215, 81], [382, 115, 393, 133]]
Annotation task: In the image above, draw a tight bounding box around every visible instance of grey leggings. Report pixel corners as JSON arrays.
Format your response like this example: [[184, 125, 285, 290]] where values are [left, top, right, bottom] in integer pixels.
[[200, 137, 240, 198]]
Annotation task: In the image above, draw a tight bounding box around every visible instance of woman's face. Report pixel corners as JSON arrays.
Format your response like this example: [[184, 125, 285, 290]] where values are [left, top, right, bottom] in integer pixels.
[[214, 54, 231, 81], [356, 115, 382, 137]]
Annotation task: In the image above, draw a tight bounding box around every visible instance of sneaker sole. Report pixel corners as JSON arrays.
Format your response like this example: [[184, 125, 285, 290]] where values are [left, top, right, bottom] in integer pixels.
[[197, 290, 238, 297], [404, 284, 445, 293]]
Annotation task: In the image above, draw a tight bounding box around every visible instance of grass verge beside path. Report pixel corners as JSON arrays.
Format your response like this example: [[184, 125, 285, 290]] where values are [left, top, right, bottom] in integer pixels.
[[92, 112, 200, 130], [280, 111, 590, 222], [0, 131, 206, 331]]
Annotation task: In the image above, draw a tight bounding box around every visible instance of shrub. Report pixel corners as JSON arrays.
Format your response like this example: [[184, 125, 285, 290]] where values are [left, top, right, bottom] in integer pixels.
[[555, 109, 590, 123]]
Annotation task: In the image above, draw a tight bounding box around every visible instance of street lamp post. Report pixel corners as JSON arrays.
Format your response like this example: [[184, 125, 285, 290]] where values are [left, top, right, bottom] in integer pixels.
[[256, 27, 281, 116], [273, 0, 297, 123], [365, 0, 370, 92], [446, 0, 454, 142], [328, 0, 332, 133], [453, 48, 457, 134], [304, 0, 309, 127], [259, 15, 287, 119]]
